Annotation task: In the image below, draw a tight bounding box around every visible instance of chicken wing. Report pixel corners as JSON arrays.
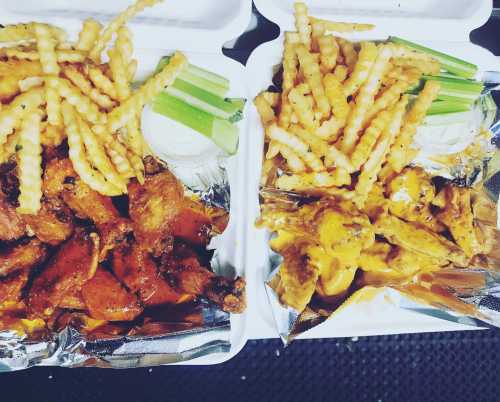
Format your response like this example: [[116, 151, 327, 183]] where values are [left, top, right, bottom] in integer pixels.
[[436, 185, 483, 258], [97, 218, 133, 262], [43, 158, 120, 224], [28, 230, 99, 318], [58, 287, 86, 310], [81, 267, 142, 322], [374, 214, 468, 266], [0, 238, 47, 277], [22, 197, 74, 245], [386, 167, 443, 232], [128, 169, 184, 256], [112, 243, 184, 307]]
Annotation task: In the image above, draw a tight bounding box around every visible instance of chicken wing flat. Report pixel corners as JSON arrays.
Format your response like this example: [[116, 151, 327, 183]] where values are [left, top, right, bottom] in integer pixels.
[[28, 230, 99, 318], [58, 287, 86, 310], [386, 167, 443, 232], [160, 253, 246, 313], [112, 243, 184, 307], [374, 214, 468, 267], [97, 218, 133, 262], [0, 238, 47, 277], [43, 158, 120, 224], [81, 267, 142, 322], [436, 185, 483, 258], [22, 197, 74, 245], [128, 169, 184, 256]]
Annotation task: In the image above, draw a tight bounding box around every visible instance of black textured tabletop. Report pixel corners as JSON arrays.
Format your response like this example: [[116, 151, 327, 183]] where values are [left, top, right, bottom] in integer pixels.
[[3, 4, 500, 402]]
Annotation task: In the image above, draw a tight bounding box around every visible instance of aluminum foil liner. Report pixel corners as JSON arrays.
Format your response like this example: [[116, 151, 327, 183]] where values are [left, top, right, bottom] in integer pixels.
[[262, 93, 500, 345], [0, 156, 236, 370]]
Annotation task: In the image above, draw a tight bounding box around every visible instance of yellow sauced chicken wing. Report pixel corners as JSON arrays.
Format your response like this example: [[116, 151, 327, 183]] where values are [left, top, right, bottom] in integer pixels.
[[435, 185, 484, 258], [386, 167, 443, 232]]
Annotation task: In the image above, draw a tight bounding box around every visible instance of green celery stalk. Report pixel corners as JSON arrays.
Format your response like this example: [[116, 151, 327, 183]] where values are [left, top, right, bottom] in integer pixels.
[[427, 100, 472, 115], [165, 79, 244, 121], [157, 56, 229, 97], [389, 36, 478, 79], [407, 75, 483, 103], [153, 93, 239, 155]]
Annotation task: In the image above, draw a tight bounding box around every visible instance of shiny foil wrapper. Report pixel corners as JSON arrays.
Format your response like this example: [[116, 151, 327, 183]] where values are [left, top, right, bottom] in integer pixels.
[[0, 157, 235, 370], [263, 93, 500, 345]]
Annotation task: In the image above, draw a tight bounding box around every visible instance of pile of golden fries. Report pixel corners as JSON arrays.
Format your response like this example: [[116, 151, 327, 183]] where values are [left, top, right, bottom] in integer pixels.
[[0, 0, 187, 215], [255, 3, 493, 314]]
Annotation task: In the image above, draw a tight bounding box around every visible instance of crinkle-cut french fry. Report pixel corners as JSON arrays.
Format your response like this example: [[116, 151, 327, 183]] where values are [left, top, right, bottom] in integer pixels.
[[34, 23, 62, 126], [108, 51, 187, 132], [266, 141, 280, 160], [322, 73, 349, 139], [0, 131, 20, 163], [34, 24, 60, 75], [318, 35, 339, 74], [108, 48, 131, 102], [76, 19, 102, 52], [310, 17, 375, 33], [337, 38, 357, 72], [388, 81, 440, 172], [116, 26, 133, 62], [125, 115, 144, 157], [363, 73, 418, 125], [86, 65, 118, 100], [3, 47, 85, 62], [41, 124, 65, 147], [315, 118, 343, 141], [62, 102, 122, 196], [18, 76, 44, 92], [16, 112, 42, 215], [295, 44, 331, 119], [294, 2, 312, 49], [254, 92, 276, 127], [0, 88, 44, 146], [267, 124, 324, 172], [0, 75, 20, 101], [0, 23, 66, 43], [106, 139, 135, 179], [353, 97, 409, 207], [278, 144, 306, 173], [392, 57, 441, 75], [128, 59, 138, 82], [89, 0, 162, 62], [76, 114, 128, 193], [350, 108, 393, 170], [288, 83, 317, 131], [343, 41, 378, 96], [52, 77, 106, 125], [62, 65, 116, 110], [280, 32, 300, 129], [128, 150, 145, 185], [290, 124, 353, 172], [340, 45, 393, 154], [310, 18, 325, 52], [276, 169, 351, 191], [45, 84, 62, 127], [0, 60, 43, 77], [388, 43, 437, 63], [333, 64, 348, 82], [384, 66, 421, 85]]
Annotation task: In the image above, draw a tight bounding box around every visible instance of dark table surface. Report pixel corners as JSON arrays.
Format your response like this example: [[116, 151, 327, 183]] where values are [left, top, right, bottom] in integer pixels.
[[3, 4, 500, 402]]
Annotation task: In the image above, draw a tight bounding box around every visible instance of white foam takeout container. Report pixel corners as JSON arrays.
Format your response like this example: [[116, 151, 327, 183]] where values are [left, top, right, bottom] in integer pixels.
[[245, 0, 500, 341], [0, 0, 252, 365]]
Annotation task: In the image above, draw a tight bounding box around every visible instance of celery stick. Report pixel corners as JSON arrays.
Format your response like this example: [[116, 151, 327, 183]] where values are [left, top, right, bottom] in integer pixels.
[[153, 93, 239, 155], [408, 76, 483, 103], [427, 100, 471, 115], [389, 36, 478, 79], [165, 79, 243, 121], [422, 75, 484, 93], [157, 56, 229, 97]]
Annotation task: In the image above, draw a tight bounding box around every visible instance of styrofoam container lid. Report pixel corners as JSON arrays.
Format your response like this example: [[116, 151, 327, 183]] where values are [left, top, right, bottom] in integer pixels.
[[254, 0, 492, 41], [0, 0, 252, 53]]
